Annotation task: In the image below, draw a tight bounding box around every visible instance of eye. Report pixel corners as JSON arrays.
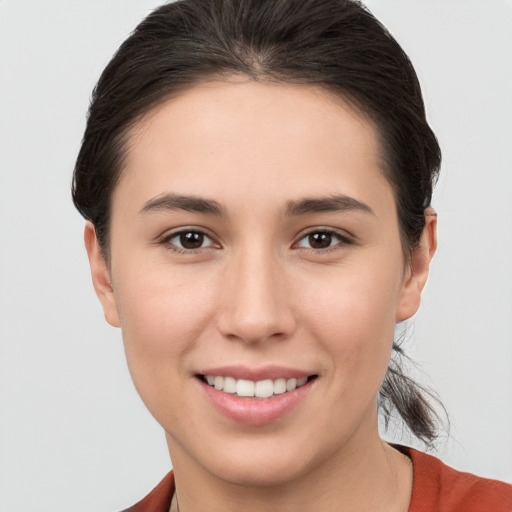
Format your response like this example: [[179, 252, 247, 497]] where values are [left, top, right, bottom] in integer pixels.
[[162, 229, 217, 252], [295, 229, 351, 250]]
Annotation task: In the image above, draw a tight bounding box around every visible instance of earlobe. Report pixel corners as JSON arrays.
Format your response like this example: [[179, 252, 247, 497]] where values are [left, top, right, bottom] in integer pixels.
[[84, 222, 121, 328], [396, 209, 437, 322]]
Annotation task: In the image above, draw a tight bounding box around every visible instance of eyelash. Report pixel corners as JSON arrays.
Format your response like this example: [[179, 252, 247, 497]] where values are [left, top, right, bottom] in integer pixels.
[[159, 228, 353, 255], [294, 229, 353, 253], [159, 229, 218, 254]]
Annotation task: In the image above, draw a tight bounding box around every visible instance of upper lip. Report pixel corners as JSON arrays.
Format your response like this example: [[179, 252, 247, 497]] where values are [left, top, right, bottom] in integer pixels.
[[197, 365, 315, 381]]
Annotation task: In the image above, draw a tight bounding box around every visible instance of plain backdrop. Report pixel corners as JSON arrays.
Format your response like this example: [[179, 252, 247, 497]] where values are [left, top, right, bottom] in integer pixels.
[[0, 1, 511, 511]]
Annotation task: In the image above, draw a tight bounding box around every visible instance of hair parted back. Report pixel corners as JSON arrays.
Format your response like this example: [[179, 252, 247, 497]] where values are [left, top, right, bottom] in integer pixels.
[[72, 0, 443, 446]]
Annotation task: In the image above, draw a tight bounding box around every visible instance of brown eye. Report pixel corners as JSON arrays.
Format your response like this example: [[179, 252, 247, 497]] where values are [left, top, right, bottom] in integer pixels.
[[295, 229, 351, 251], [308, 232, 332, 249], [163, 229, 216, 252], [180, 231, 204, 249]]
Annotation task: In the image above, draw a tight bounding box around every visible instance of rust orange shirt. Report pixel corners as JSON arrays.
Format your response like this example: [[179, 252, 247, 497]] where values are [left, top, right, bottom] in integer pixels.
[[123, 446, 512, 511]]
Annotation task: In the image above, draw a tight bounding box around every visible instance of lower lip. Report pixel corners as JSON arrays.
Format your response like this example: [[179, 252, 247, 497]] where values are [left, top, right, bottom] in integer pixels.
[[199, 378, 314, 425]]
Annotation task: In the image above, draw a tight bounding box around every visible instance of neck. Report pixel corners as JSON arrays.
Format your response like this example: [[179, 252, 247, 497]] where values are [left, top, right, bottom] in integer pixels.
[[167, 433, 413, 512]]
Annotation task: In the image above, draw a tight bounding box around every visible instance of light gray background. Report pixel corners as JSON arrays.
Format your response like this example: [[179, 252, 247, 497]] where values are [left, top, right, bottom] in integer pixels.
[[0, 1, 511, 511]]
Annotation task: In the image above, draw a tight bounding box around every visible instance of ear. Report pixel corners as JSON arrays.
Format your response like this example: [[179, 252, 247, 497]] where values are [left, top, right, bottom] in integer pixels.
[[396, 209, 437, 322], [84, 222, 121, 327]]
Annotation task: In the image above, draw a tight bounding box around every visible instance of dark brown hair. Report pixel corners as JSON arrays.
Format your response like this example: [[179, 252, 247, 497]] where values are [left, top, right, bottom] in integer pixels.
[[72, 0, 443, 445]]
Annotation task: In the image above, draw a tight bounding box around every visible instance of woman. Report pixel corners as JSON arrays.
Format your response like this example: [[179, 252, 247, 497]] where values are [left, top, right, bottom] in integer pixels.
[[72, 0, 512, 510]]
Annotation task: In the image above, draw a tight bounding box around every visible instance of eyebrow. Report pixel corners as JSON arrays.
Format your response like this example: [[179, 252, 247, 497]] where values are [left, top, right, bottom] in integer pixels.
[[140, 193, 224, 215], [139, 192, 373, 217], [285, 195, 374, 216]]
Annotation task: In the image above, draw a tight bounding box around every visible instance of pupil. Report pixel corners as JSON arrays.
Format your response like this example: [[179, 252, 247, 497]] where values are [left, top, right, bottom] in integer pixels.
[[180, 231, 204, 249], [309, 232, 331, 249]]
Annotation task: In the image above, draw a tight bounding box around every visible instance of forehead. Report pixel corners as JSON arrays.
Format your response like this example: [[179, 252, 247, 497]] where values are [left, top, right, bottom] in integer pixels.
[[116, 80, 392, 214]]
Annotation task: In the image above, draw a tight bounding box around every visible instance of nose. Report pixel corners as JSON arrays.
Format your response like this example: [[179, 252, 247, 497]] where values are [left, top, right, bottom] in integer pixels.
[[217, 248, 296, 344]]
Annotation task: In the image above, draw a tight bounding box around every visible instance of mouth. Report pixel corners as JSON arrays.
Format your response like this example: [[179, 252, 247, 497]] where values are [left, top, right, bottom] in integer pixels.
[[199, 374, 318, 399], [196, 365, 318, 424]]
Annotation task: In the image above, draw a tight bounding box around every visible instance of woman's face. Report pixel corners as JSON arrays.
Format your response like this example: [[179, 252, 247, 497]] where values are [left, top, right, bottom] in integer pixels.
[[87, 81, 431, 486]]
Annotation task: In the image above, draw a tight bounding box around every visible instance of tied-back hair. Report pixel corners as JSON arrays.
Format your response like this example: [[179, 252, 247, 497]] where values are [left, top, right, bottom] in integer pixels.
[[73, 0, 444, 446]]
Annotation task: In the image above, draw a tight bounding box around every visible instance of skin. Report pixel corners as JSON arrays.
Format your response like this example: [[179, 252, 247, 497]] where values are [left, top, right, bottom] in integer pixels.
[[85, 80, 436, 512]]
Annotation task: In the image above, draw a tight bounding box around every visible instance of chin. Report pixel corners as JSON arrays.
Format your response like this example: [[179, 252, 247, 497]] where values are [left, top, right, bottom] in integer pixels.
[[191, 432, 341, 489], [213, 455, 312, 488]]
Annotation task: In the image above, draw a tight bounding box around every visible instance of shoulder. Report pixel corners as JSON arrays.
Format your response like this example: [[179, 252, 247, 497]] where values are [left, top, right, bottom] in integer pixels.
[[121, 471, 175, 512], [397, 446, 512, 512]]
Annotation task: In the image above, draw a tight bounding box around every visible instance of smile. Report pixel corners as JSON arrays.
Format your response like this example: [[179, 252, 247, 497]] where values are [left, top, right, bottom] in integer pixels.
[[203, 375, 310, 398], [199, 372, 317, 425]]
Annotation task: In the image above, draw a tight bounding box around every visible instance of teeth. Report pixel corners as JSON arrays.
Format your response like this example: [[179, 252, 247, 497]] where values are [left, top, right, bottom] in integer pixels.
[[214, 376, 224, 390], [254, 379, 273, 398], [223, 376, 236, 394], [236, 379, 255, 397], [273, 378, 287, 394], [286, 378, 297, 391], [204, 375, 310, 397]]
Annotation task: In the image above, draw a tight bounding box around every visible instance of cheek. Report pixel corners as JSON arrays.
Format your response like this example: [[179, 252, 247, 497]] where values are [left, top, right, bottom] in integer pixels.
[[112, 262, 218, 374], [299, 260, 402, 383], [110, 264, 223, 430], [303, 262, 401, 335]]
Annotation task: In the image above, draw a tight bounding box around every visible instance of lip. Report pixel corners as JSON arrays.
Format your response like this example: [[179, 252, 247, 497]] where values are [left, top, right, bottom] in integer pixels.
[[196, 366, 316, 425], [197, 365, 312, 381]]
